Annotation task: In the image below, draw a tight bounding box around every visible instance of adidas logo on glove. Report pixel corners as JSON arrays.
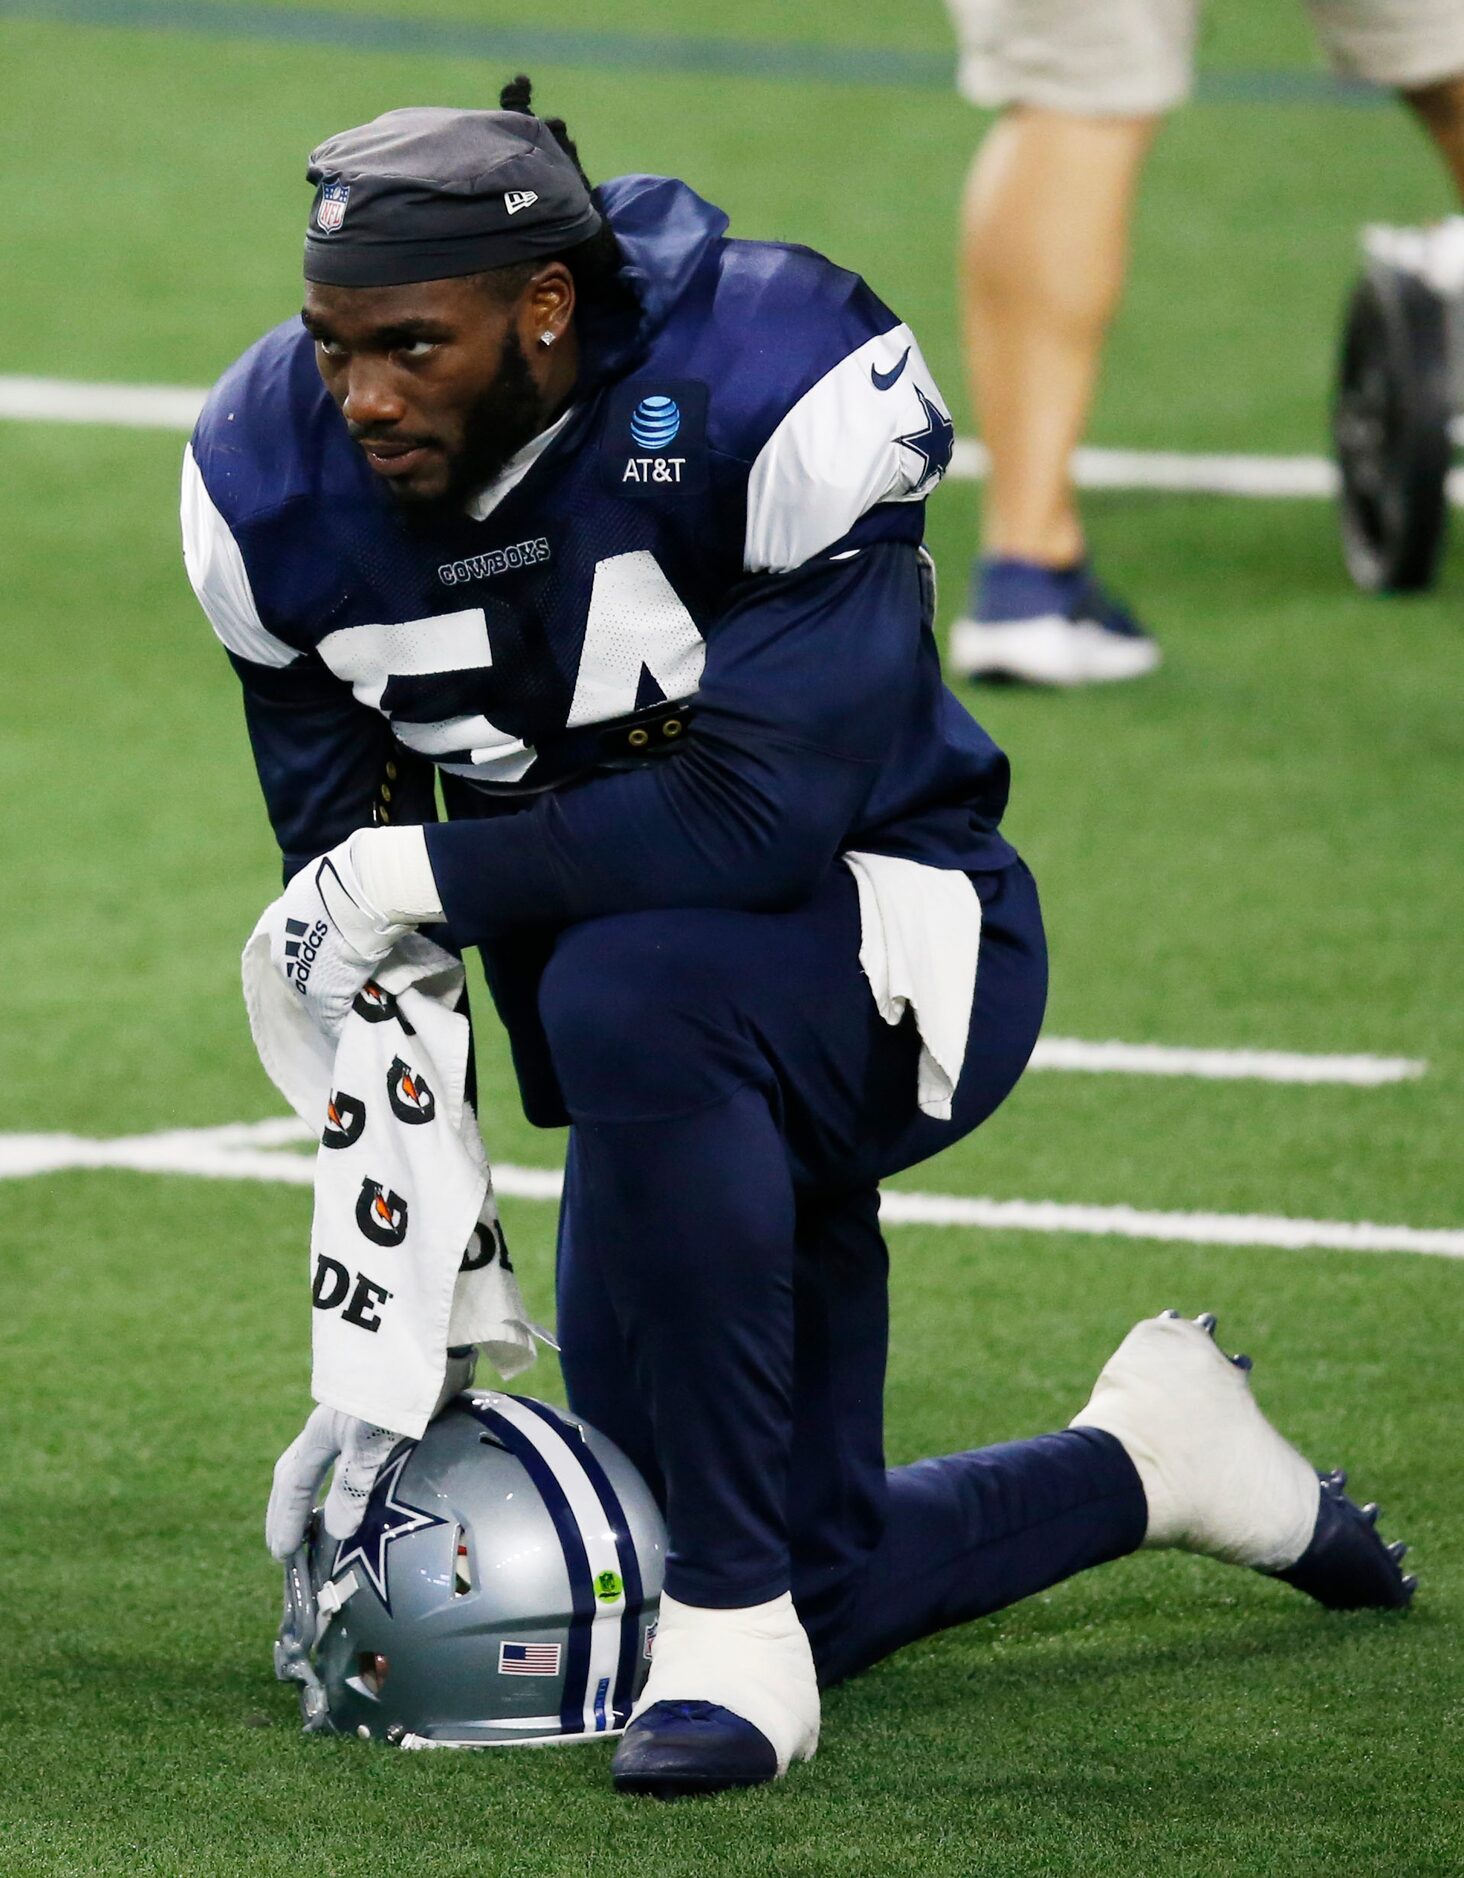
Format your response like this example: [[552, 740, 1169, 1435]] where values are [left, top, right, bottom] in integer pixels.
[[283, 916, 330, 995]]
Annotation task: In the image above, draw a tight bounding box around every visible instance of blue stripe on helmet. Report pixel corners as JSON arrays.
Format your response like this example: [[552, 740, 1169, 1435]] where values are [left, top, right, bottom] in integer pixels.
[[515, 1397, 647, 1729], [459, 1400, 594, 1736]]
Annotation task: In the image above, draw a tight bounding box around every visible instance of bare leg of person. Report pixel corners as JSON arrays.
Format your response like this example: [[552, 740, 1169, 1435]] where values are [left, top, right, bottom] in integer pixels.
[[961, 106, 1159, 563], [949, 107, 1164, 685]]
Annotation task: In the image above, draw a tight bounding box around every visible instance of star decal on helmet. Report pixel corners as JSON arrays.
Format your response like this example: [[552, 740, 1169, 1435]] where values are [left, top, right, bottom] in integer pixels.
[[331, 1446, 447, 1613], [895, 385, 954, 490]]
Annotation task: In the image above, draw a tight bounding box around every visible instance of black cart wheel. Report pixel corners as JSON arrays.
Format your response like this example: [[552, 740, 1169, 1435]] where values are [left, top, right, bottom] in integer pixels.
[[1333, 263, 1452, 593]]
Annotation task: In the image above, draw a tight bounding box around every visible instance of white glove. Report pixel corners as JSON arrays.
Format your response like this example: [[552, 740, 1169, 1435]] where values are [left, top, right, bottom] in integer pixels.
[[266, 1409, 400, 1560], [267, 832, 410, 1039], [265, 1349, 478, 1560]]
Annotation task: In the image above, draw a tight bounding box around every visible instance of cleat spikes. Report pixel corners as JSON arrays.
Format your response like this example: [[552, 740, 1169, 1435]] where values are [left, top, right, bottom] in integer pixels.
[[1161, 1309, 1183, 1320], [1231, 1352, 1253, 1372], [1362, 1503, 1380, 1526], [1325, 1468, 1348, 1492], [1275, 1482, 1414, 1612], [1402, 1575, 1418, 1595], [1195, 1313, 1218, 1335]]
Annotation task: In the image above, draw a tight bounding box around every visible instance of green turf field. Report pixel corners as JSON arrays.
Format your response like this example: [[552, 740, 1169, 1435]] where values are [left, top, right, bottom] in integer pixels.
[[3, 1, 1463, 1870]]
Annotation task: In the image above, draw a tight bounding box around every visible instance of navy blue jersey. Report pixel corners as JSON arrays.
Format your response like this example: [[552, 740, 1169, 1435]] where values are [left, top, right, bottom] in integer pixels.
[[183, 173, 1017, 947]]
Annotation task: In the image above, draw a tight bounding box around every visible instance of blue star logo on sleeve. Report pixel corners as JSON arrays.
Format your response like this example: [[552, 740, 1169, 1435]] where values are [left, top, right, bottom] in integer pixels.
[[330, 1445, 447, 1614], [895, 386, 955, 490]]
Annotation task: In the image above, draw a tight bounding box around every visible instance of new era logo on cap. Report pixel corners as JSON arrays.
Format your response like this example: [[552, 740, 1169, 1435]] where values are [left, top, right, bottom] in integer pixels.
[[504, 190, 539, 216]]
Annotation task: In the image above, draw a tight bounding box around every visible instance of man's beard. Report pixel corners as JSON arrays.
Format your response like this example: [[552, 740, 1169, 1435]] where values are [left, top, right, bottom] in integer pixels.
[[395, 331, 554, 519]]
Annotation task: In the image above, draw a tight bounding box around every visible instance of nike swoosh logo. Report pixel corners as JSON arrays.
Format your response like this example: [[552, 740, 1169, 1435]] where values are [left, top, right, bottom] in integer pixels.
[[871, 346, 911, 391]]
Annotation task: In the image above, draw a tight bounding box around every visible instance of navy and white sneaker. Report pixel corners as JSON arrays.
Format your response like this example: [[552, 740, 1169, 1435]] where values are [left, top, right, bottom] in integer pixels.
[[948, 556, 1161, 686]]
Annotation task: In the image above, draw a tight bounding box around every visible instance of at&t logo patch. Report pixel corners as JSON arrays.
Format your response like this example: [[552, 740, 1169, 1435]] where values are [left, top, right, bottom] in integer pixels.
[[603, 380, 707, 497]]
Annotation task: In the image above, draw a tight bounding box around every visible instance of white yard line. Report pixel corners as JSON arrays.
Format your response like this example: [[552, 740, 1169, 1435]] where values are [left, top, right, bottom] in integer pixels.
[[946, 437, 1353, 500], [7, 372, 1464, 506], [1028, 1038, 1424, 1084], [876, 1189, 1464, 1258], [3, 1119, 1460, 1261], [0, 374, 208, 430]]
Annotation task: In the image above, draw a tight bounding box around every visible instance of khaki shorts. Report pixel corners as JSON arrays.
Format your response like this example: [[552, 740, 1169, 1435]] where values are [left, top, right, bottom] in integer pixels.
[[947, 0, 1464, 115]]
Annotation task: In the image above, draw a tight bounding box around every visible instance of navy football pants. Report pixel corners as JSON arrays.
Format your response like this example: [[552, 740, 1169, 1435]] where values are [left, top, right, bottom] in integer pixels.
[[537, 860, 1146, 1686]]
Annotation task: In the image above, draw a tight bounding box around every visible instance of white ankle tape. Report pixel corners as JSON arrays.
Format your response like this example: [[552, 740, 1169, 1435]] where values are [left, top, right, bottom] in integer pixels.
[[1071, 1314, 1319, 1569], [634, 1592, 820, 1775]]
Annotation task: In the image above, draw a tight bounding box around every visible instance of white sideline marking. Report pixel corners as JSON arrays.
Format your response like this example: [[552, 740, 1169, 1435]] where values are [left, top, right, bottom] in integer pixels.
[[7, 372, 1464, 507], [1029, 1038, 1424, 1085], [3, 1119, 1461, 1261]]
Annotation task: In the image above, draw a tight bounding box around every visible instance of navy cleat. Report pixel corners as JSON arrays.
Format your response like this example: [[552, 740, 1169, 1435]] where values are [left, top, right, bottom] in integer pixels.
[[948, 556, 1161, 687], [612, 1701, 780, 1799], [1270, 1470, 1417, 1611]]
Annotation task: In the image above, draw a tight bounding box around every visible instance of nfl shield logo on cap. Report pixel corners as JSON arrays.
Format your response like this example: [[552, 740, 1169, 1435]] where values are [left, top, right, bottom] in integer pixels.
[[317, 182, 350, 234]]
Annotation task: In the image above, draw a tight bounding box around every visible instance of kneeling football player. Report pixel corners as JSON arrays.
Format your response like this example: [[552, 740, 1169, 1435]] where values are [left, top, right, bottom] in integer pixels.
[[183, 80, 1414, 1796]]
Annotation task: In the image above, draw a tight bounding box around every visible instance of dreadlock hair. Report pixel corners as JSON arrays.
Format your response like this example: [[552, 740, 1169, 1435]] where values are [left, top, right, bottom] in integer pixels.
[[478, 75, 636, 323], [499, 72, 589, 189]]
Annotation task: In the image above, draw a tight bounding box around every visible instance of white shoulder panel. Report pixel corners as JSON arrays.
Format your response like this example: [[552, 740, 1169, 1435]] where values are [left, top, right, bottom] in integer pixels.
[[743, 325, 952, 574], [180, 444, 300, 669]]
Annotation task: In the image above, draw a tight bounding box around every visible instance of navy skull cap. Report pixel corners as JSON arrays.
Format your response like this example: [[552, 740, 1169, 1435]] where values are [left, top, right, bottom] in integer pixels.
[[304, 106, 602, 286]]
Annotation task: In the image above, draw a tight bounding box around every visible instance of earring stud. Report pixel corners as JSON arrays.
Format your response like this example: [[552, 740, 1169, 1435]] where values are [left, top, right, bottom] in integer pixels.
[[538, 331, 556, 348]]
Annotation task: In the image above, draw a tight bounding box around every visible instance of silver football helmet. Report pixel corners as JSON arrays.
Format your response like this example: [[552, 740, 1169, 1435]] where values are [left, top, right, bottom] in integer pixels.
[[276, 1391, 666, 1747]]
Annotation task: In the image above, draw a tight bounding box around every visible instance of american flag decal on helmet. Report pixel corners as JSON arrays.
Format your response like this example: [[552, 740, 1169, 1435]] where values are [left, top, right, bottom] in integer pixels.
[[498, 1641, 562, 1677]]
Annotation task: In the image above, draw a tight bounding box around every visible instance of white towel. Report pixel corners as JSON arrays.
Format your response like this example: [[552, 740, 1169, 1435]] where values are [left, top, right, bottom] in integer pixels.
[[842, 852, 982, 1122], [242, 919, 536, 1439]]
